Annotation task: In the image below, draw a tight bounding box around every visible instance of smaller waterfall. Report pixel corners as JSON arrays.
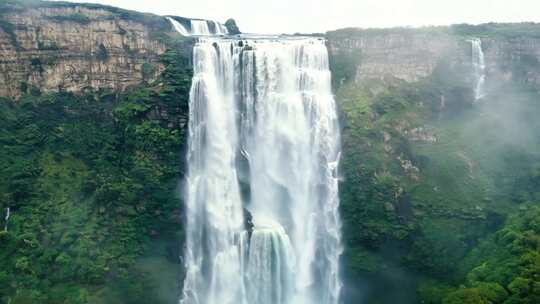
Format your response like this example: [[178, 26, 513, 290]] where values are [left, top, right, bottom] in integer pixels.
[[470, 38, 486, 100], [4, 207, 10, 232], [167, 17, 189, 36], [245, 225, 295, 304], [168, 17, 229, 36], [190, 20, 211, 35], [210, 21, 229, 35]]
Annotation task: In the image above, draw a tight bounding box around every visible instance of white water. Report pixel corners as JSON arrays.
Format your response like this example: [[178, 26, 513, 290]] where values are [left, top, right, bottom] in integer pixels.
[[190, 20, 211, 35], [181, 37, 343, 304], [4, 207, 9, 232], [470, 38, 486, 100], [168, 17, 228, 36], [167, 17, 190, 36], [209, 21, 228, 35]]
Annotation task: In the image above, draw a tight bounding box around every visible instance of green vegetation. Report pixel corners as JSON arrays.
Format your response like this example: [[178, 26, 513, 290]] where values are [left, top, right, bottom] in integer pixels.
[[48, 13, 91, 24], [328, 48, 363, 87], [0, 0, 172, 43], [1, 1, 539, 302], [333, 36, 540, 303], [327, 22, 540, 40], [0, 46, 192, 303], [141, 63, 157, 83], [451, 22, 540, 39], [96, 44, 108, 61], [327, 25, 451, 40], [439, 205, 540, 304], [37, 41, 60, 51], [0, 13, 19, 48]]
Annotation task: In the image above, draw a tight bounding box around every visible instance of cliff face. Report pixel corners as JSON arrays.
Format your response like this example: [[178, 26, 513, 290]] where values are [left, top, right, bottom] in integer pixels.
[[0, 2, 175, 97], [483, 37, 540, 88], [330, 25, 540, 304], [327, 30, 466, 83], [2, 2, 539, 99], [327, 26, 540, 91]]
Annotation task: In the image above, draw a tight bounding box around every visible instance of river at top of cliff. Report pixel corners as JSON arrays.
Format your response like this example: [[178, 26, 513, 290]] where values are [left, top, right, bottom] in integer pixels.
[[167, 16, 228, 36]]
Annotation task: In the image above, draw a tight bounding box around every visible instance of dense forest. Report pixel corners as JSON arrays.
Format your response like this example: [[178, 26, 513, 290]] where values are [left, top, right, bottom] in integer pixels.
[[0, 47, 192, 303], [0, 1, 539, 303], [329, 26, 540, 303]]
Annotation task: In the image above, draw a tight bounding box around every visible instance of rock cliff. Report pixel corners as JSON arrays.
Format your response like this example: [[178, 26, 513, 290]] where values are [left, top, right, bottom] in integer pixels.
[[327, 24, 540, 91], [2, 1, 539, 99], [483, 36, 540, 88], [327, 28, 466, 83], [0, 1, 181, 97]]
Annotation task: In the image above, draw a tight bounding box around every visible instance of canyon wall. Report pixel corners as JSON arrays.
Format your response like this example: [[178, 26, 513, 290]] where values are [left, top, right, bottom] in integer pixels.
[[327, 25, 540, 91], [327, 29, 466, 83], [483, 36, 540, 88], [2, 1, 540, 98], [0, 1, 180, 97]]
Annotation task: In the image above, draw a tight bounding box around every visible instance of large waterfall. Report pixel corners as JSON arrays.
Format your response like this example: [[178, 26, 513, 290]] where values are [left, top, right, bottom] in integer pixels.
[[470, 38, 486, 100], [181, 37, 343, 304]]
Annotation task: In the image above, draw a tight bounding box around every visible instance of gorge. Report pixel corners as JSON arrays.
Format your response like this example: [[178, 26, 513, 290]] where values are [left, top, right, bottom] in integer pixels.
[[1, 1, 540, 304]]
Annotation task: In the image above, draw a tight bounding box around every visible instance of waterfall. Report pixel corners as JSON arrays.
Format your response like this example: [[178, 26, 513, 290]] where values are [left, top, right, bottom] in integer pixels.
[[470, 38, 486, 100], [4, 207, 9, 232], [245, 225, 295, 304], [190, 20, 211, 35], [210, 21, 229, 35], [168, 17, 229, 36], [181, 37, 343, 304], [167, 17, 190, 36]]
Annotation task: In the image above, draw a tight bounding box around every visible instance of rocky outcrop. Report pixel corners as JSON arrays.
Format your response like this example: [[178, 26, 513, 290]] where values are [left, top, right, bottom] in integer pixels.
[[225, 18, 241, 35], [0, 2, 175, 97]]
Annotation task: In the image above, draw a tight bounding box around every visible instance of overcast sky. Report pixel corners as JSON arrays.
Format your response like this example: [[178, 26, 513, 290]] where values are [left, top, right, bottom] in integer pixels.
[[62, 0, 540, 34]]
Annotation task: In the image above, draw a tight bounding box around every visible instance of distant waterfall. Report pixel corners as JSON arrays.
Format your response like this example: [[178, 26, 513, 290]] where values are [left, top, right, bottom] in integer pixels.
[[470, 38, 486, 100], [190, 20, 211, 35], [181, 37, 343, 304], [210, 21, 228, 35], [168, 17, 228, 36], [4, 207, 9, 232], [167, 17, 189, 36]]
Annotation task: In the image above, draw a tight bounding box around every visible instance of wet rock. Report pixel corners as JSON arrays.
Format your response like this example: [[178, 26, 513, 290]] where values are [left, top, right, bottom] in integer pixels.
[[224, 18, 241, 35]]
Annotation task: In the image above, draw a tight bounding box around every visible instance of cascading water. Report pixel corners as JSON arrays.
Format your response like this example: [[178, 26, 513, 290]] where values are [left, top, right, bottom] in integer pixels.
[[209, 21, 228, 35], [168, 17, 229, 36], [4, 207, 9, 232], [181, 37, 343, 304], [190, 20, 211, 35], [167, 17, 190, 36], [470, 38, 486, 100]]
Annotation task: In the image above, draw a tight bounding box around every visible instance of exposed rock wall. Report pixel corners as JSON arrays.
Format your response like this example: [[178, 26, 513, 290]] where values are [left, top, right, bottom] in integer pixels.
[[327, 30, 466, 83], [483, 37, 540, 88], [0, 3, 172, 97], [2, 2, 540, 98], [327, 27, 540, 90]]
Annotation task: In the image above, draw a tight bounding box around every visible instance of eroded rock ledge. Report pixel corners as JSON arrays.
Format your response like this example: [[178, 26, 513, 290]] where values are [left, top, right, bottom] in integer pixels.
[[0, 1, 175, 97]]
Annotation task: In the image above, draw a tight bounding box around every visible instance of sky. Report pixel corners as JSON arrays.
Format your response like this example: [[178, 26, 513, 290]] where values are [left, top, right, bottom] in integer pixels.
[[61, 0, 540, 34]]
